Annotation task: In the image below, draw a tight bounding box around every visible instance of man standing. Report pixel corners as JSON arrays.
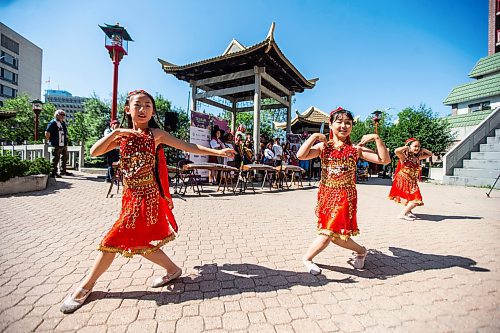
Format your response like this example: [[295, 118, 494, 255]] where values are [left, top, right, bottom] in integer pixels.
[[45, 109, 70, 177], [272, 137, 283, 166]]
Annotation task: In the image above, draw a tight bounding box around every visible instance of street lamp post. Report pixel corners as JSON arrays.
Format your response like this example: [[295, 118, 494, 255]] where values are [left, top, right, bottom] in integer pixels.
[[31, 99, 43, 141], [99, 23, 133, 121], [371, 110, 383, 134]]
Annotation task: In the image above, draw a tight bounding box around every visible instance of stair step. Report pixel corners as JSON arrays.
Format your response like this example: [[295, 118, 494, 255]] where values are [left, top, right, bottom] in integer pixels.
[[454, 168, 500, 178], [470, 152, 500, 160], [479, 143, 500, 152], [463, 159, 500, 169], [443, 175, 500, 189], [487, 136, 500, 144]]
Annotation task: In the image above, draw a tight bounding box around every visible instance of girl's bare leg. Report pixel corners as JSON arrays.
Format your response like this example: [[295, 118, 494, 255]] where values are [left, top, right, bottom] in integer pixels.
[[303, 235, 331, 261], [141, 249, 180, 273], [331, 237, 365, 254], [73, 252, 116, 298]]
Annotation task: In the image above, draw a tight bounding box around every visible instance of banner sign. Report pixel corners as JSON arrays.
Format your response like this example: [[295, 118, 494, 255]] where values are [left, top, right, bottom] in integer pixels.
[[191, 111, 211, 129]]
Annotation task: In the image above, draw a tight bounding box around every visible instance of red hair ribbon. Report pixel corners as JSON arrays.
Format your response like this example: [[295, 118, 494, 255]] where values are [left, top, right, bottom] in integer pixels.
[[127, 89, 148, 96], [405, 138, 418, 145], [330, 107, 345, 115]]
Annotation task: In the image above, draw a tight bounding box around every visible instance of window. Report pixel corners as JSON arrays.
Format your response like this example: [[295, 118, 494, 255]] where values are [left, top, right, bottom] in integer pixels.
[[1, 34, 19, 54], [0, 84, 17, 98], [0, 68, 18, 84], [0, 51, 18, 69], [468, 101, 490, 112]]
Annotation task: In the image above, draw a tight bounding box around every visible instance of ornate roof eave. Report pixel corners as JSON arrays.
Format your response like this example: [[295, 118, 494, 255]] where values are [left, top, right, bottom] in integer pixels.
[[273, 106, 328, 129], [0, 109, 18, 121], [158, 23, 317, 89]]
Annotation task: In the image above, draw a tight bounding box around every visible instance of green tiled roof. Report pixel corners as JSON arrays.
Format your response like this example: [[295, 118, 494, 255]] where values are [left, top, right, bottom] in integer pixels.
[[443, 73, 500, 105], [468, 52, 500, 78], [443, 109, 494, 128]]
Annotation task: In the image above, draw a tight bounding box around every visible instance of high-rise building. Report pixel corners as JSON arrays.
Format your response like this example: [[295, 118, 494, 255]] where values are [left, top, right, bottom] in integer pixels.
[[44, 90, 87, 121], [0, 23, 42, 106], [488, 0, 500, 55]]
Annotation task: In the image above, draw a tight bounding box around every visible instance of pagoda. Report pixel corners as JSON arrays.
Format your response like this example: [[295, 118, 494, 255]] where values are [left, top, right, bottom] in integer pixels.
[[158, 23, 318, 154]]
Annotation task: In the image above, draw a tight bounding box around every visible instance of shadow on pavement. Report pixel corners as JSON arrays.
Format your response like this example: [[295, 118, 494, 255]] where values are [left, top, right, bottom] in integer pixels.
[[86, 262, 356, 306], [318, 246, 490, 280], [357, 177, 393, 186], [415, 213, 483, 222], [3, 178, 73, 198]]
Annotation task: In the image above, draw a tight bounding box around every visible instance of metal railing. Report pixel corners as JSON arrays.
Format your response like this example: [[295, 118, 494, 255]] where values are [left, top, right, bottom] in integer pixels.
[[443, 106, 500, 176], [0, 140, 85, 171]]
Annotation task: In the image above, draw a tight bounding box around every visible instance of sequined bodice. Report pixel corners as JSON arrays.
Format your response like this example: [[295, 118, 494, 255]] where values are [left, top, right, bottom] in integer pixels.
[[400, 159, 421, 179], [320, 142, 358, 188], [119, 128, 156, 182]]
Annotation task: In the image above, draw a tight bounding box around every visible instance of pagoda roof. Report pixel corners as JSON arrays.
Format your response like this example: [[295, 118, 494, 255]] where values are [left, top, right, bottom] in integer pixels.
[[274, 106, 329, 129], [443, 73, 500, 105], [468, 52, 500, 78], [99, 23, 133, 41], [158, 23, 317, 96], [0, 110, 17, 121], [443, 109, 494, 128]]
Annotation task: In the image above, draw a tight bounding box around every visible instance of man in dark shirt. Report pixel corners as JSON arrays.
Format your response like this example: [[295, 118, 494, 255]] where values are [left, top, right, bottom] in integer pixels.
[[45, 109, 71, 177]]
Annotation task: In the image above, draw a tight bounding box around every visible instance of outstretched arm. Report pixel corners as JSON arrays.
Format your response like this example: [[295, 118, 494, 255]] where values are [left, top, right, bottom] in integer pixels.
[[154, 129, 234, 158], [90, 129, 135, 157], [356, 134, 391, 165], [297, 133, 326, 160]]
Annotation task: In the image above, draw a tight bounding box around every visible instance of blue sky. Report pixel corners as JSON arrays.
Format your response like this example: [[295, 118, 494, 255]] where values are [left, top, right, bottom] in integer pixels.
[[0, 0, 487, 119]]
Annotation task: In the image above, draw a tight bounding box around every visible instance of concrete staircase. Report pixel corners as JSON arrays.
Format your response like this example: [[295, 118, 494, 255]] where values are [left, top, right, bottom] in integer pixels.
[[443, 128, 500, 189]]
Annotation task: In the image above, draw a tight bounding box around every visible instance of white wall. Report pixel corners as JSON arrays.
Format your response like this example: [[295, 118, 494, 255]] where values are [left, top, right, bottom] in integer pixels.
[[456, 95, 500, 115]]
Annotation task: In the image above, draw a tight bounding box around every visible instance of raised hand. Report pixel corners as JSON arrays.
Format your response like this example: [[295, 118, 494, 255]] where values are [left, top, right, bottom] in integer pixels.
[[220, 148, 236, 158], [314, 133, 327, 144], [358, 134, 380, 146]]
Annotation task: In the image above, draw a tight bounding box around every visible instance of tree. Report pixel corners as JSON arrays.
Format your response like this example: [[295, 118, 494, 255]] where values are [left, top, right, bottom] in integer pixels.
[[390, 104, 455, 159], [0, 94, 55, 143]]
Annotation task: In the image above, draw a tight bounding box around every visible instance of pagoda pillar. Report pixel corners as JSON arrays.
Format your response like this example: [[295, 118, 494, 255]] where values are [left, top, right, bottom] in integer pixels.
[[253, 66, 262, 156]]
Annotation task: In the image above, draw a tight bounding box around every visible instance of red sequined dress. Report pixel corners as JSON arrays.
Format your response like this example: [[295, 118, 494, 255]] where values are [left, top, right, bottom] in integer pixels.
[[99, 128, 177, 257], [315, 142, 359, 240], [388, 158, 423, 206]]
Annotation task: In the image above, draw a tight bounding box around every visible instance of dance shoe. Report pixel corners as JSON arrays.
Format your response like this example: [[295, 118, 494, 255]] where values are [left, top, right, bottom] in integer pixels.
[[303, 260, 321, 275], [60, 285, 93, 314], [151, 268, 182, 288]]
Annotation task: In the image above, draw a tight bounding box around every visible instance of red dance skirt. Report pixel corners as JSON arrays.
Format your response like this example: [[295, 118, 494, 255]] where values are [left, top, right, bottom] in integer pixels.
[[388, 170, 423, 206], [99, 182, 177, 258], [316, 184, 359, 240]]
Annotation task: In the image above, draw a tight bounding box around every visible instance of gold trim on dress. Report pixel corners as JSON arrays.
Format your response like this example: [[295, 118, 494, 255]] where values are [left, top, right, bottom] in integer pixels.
[[317, 228, 359, 240], [388, 195, 424, 206], [98, 234, 176, 258]]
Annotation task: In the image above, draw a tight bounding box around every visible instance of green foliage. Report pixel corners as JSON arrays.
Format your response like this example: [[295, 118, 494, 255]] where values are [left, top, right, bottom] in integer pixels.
[[0, 94, 56, 143], [0, 154, 50, 182], [390, 104, 455, 158]]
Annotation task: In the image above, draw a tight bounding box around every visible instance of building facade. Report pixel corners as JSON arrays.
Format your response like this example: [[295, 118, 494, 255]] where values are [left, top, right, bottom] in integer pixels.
[[0, 23, 42, 106], [44, 90, 87, 121], [488, 0, 500, 55]]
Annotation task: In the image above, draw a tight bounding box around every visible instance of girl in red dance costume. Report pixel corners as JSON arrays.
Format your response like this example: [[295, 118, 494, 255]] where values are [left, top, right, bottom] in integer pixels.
[[297, 107, 391, 275], [389, 138, 433, 220], [60, 90, 234, 313]]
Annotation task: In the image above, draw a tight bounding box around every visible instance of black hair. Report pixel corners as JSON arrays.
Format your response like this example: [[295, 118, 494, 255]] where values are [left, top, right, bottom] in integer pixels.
[[329, 109, 354, 123], [121, 90, 166, 199]]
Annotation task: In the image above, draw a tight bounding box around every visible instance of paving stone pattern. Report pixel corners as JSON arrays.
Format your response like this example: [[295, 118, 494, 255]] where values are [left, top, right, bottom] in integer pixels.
[[0, 175, 499, 332]]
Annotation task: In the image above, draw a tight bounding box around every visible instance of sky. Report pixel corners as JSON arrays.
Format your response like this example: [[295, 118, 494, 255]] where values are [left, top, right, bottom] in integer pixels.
[[0, 0, 488, 119]]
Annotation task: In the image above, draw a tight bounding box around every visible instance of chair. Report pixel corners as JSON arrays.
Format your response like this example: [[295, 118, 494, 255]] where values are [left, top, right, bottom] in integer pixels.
[[177, 159, 202, 195], [106, 161, 123, 198]]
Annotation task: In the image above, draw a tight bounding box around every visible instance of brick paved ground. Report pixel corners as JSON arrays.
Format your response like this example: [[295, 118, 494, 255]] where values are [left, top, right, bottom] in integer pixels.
[[0, 174, 498, 332]]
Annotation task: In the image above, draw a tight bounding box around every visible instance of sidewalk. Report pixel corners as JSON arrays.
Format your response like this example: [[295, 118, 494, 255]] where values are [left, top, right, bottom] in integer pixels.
[[0, 174, 498, 332]]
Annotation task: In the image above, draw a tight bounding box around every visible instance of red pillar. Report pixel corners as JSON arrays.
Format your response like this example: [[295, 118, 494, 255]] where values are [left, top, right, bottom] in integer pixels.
[[111, 50, 120, 121], [34, 110, 40, 141]]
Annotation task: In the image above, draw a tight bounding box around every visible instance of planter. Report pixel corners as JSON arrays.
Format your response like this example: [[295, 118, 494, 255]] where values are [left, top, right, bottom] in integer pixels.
[[0, 174, 49, 196], [428, 167, 444, 182]]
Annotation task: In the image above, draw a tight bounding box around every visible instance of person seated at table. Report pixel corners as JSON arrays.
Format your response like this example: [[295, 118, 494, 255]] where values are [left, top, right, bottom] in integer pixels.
[[258, 143, 266, 164], [282, 142, 292, 165], [357, 158, 370, 182], [242, 140, 255, 165], [208, 126, 225, 184], [263, 142, 275, 165]]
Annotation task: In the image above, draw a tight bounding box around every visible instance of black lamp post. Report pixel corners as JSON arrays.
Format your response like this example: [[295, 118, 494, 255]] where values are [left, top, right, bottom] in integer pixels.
[[31, 99, 43, 141]]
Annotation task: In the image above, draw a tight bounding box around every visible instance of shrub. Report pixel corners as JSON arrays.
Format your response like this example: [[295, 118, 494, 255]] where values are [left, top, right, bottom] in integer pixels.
[[0, 155, 51, 182]]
